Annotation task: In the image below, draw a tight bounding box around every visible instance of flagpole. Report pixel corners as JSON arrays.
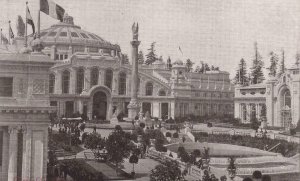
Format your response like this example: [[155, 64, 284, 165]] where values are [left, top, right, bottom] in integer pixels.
[[8, 21, 11, 44], [0, 28, 2, 45], [25, 1, 28, 47], [37, 0, 40, 38]]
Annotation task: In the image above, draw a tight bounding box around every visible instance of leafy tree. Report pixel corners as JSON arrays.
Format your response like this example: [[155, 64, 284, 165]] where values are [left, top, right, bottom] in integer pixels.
[[250, 42, 264, 84], [177, 146, 186, 158], [193, 149, 201, 157], [185, 59, 194, 72], [234, 58, 249, 85], [194, 65, 201, 73], [138, 50, 144, 64], [277, 49, 286, 77], [150, 160, 186, 181], [122, 54, 129, 64], [16, 15, 25, 37], [267, 51, 279, 77], [204, 63, 210, 71], [106, 126, 132, 173], [158, 55, 163, 62], [129, 154, 139, 174], [145, 42, 157, 65], [84, 133, 106, 159]]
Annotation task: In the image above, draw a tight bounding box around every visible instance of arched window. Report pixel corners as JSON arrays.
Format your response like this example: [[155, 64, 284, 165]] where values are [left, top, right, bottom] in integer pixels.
[[76, 68, 85, 94], [90, 67, 99, 87], [62, 70, 70, 94], [49, 73, 55, 94], [158, 89, 166, 96], [118, 72, 126, 95], [283, 90, 291, 108], [145, 82, 153, 96], [105, 69, 113, 90]]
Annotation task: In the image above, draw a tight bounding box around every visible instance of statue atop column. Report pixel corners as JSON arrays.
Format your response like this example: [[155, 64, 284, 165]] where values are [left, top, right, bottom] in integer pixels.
[[132, 22, 139, 41], [127, 22, 141, 120]]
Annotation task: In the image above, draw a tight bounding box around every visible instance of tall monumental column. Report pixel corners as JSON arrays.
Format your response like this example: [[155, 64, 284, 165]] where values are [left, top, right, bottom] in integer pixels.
[[128, 22, 140, 120]]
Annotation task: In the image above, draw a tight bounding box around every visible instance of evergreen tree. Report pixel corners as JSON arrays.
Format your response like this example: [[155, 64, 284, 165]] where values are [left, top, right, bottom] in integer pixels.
[[250, 42, 264, 84], [16, 15, 25, 37], [277, 49, 285, 77], [145, 42, 157, 65], [158, 55, 163, 62], [296, 52, 300, 66], [138, 50, 144, 64], [185, 59, 194, 72], [234, 58, 248, 85], [267, 51, 279, 77]]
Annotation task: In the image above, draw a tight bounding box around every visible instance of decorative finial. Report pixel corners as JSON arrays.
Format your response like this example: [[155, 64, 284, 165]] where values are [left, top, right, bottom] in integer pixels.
[[132, 22, 139, 41], [8, 20, 11, 24], [26, 1, 28, 5]]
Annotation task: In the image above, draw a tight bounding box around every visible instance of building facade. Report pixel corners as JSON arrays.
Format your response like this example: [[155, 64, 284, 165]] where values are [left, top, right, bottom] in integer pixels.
[[234, 63, 300, 128], [41, 15, 234, 121], [0, 51, 54, 180], [40, 15, 235, 120]]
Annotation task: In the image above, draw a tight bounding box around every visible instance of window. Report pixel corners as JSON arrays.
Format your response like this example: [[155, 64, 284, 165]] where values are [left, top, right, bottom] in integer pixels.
[[284, 90, 291, 108], [76, 68, 85, 94], [59, 54, 64, 60], [118, 72, 126, 95], [242, 104, 247, 120], [64, 55, 68, 59], [71, 32, 79, 37], [80, 33, 89, 39], [90, 67, 99, 87], [50, 101, 57, 106], [146, 82, 153, 96], [49, 74, 55, 94], [159, 90, 166, 96], [62, 70, 70, 94], [0, 77, 13, 97], [48, 32, 57, 37], [105, 69, 113, 90], [60, 32, 67, 37]]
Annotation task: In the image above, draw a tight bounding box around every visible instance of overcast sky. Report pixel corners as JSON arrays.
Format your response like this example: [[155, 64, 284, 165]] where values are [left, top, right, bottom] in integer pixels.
[[1, 0, 300, 78]]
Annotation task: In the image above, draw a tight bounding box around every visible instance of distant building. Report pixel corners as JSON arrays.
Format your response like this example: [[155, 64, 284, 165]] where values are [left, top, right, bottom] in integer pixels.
[[234, 63, 300, 129], [27, 14, 234, 120]]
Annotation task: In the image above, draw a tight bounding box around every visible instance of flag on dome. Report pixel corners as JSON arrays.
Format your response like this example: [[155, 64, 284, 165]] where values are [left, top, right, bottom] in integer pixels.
[[9, 23, 14, 39], [40, 0, 65, 22], [26, 6, 35, 34]]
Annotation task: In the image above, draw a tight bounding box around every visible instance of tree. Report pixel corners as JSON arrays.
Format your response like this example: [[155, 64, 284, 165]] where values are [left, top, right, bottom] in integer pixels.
[[250, 42, 264, 84], [16, 15, 25, 37], [122, 54, 129, 64], [129, 154, 139, 175], [185, 59, 194, 72], [145, 42, 157, 65], [106, 126, 132, 173], [204, 63, 210, 71], [267, 51, 279, 77], [84, 133, 106, 159], [250, 117, 260, 131], [277, 49, 286, 77], [193, 149, 201, 157], [150, 160, 186, 181], [138, 50, 144, 64], [234, 58, 249, 85]]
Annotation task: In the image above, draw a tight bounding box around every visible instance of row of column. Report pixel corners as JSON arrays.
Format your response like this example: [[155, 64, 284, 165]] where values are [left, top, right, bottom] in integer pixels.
[[1, 126, 47, 181], [239, 103, 264, 123]]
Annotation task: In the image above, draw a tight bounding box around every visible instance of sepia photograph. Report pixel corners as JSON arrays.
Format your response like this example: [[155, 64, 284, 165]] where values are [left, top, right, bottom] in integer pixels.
[[0, 0, 299, 180]]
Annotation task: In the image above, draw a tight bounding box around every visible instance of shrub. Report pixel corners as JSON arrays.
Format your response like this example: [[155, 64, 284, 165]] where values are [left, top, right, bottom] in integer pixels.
[[173, 132, 179, 138], [166, 132, 172, 137], [207, 122, 213, 127]]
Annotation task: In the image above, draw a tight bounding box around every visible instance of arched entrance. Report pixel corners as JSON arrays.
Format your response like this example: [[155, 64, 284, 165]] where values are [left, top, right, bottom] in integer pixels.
[[280, 89, 292, 128], [92, 91, 107, 120]]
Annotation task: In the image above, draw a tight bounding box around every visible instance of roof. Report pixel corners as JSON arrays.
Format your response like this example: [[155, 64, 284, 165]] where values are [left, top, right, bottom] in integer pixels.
[[0, 51, 54, 64], [28, 14, 120, 51]]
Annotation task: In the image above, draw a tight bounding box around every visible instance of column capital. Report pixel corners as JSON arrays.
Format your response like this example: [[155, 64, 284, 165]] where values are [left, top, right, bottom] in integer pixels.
[[8, 125, 27, 134], [131, 40, 140, 47]]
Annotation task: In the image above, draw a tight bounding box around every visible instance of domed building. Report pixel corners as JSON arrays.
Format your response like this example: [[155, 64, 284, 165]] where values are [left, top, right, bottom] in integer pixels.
[[33, 14, 235, 121]]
